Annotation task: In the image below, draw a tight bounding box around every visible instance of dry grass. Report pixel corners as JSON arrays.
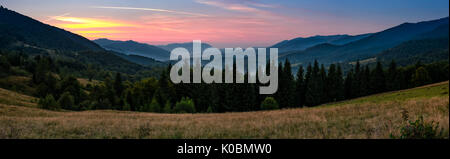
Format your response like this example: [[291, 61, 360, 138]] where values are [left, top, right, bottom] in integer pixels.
[[77, 78, 100, 87], [0, 88, 37, 107], [0, 82, 448, 139], [0, 76, 35, 96]]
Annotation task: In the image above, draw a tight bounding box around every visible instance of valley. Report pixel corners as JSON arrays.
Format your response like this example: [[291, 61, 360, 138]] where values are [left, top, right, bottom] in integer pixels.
[[0, 4, 449, 140], [0, 81, 448, 139]]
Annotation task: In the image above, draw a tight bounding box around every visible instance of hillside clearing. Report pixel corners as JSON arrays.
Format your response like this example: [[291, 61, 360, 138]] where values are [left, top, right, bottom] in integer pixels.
[[0, 82, 448, 139]]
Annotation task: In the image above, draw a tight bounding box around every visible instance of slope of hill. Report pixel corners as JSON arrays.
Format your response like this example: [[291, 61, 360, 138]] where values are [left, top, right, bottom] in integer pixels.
[[376, 38, 449, 66], [281, 17, 449, 65], [273, 34, 372, 53], [93, 39, 170, 61], [0, 7, 102, 52], [1, 81, 447, 139], [112, 52, 166, 67], [414, 23, 449, 40], [0, 7, 149, 74], [374, 23, 449, 65]]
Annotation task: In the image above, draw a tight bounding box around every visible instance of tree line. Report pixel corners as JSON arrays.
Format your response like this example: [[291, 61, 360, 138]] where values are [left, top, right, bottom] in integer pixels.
[[1, 51, 448, 113], [35, 59, 450, 113]]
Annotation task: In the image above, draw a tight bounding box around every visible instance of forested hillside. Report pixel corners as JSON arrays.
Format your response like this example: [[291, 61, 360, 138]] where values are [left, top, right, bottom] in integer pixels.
[[0, 7, 165, 78], [93, 39, 171, 61], [0, 7, 102, 51], [280, 17, 449, 65]]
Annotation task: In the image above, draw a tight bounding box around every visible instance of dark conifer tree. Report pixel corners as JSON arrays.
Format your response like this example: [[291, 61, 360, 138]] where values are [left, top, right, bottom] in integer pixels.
[[352, 61, 362, 98], [295, 66, 305, 107], [305, 60, 322, 106], [386, 60, 398, 91], [326, 64, 338, 102], [275, 62, 284, 107], [370, 62, 386, 94], [361, 65, 371, 96], [335, 65, 345, 100], [344, 68, 354, 99], [304, 63, 312, 106], [282, 59, 295, 108], [319, 64, 327, 103]]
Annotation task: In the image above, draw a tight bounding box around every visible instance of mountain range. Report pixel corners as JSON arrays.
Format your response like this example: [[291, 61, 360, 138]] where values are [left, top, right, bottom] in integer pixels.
[[279, 17, 449, 66], [0, 7, 161, 74], [93, 39, 171, 61], [273, 34, 373, 53], [93, 39, 215, 62], [1, 6, 448, 73]]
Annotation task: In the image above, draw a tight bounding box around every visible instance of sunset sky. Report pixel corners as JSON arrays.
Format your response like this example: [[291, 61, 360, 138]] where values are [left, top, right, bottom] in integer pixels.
[[2, 0, 449, 48]]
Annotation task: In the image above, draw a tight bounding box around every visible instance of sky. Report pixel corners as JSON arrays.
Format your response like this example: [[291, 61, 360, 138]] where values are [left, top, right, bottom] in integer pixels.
[[1, 0, 449, 48]]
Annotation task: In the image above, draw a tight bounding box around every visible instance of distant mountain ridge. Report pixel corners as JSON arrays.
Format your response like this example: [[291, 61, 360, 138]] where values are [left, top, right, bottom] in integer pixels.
[[280, 17, 449, 65], [272, 34, 373, 53], [0, 7, 153, 74], [93, 38, 170, 61], [1, 6, 448, 72]]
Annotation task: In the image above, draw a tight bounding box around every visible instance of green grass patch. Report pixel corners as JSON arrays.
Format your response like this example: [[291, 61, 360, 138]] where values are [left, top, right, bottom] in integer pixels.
[[323, 81, 449, 107]]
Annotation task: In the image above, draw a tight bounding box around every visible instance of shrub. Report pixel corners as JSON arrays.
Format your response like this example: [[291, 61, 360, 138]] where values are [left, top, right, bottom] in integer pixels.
[[38, 94, 59, 110], [391, 114, 445, 139], [163, 101, 172, 113], [58, 92, 76, 110], [206, 106, 213, 113], [149, 97, 161, 113], [122, 101, 131, 111], [260, 97, 279, 110], [174, 97, 196, 113], [79, 100, 93, 111]]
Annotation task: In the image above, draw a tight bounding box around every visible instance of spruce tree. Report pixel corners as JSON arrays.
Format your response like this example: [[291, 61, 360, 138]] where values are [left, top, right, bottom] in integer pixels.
[[370, 62, 386, 94], [335, 65, 345, 100], [386, 60, 398, 91], [295, 66, 305, 107], [361, 65, 371, 96], [304, 63, 313, 106], [326, 64, 338, 102], [305, 60, 322, 106], [275, 62, 284, 107], [344, 68, 354, 99], [352, 61, 362, 98], [282, 59, 295, 108], [319, 64, 327, 103]]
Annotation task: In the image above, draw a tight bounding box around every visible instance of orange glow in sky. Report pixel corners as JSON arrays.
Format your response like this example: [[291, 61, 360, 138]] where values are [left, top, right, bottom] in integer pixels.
[[15, 0, 444, 48], [54, 17, 135, 29], [47, 13, 308, 47]]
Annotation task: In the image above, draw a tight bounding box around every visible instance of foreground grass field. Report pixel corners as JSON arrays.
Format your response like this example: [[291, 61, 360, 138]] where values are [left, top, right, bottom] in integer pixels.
[[0, 81, 448, 139]]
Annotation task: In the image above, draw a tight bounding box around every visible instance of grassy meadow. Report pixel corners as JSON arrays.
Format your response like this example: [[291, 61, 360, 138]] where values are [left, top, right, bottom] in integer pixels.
[[0, 81, 448, 139]]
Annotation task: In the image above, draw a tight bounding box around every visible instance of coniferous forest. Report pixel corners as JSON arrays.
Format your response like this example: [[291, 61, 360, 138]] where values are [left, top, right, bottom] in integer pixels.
[[1, 50, 448, 113]]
